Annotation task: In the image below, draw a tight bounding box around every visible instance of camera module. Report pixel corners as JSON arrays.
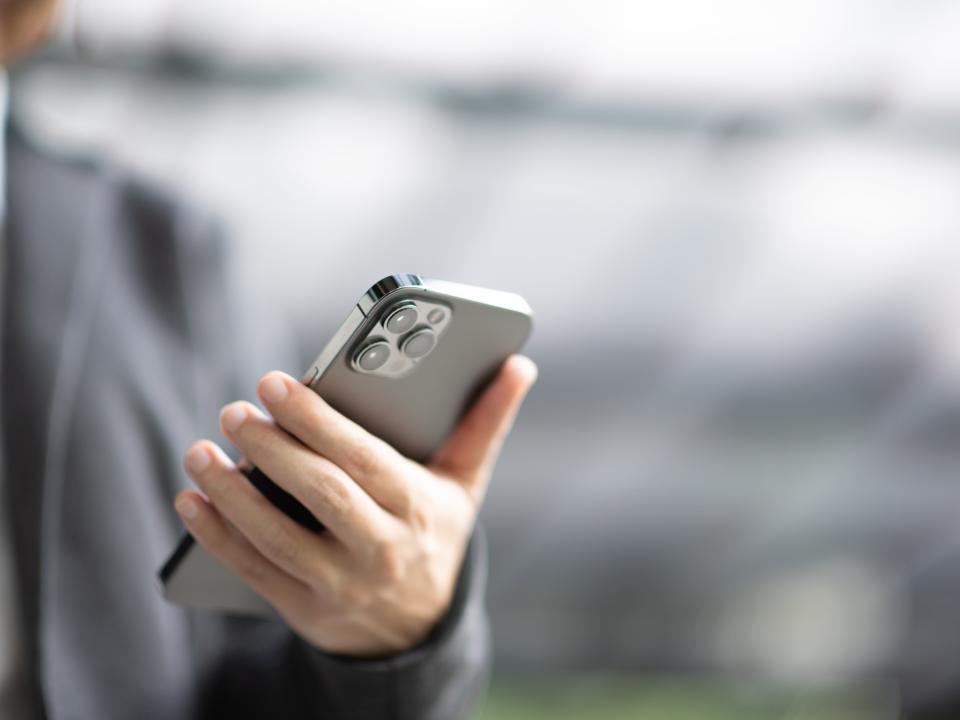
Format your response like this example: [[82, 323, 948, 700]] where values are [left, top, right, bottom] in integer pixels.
[[355, 341, 391, 372], [401, 328, 437, 360], [353, 298, 450, 377], [383, 304, 418, 334]]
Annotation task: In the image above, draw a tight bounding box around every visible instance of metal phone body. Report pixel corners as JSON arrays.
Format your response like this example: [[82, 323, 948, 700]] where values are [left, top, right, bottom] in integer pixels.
[[159, 275, 533, 615]]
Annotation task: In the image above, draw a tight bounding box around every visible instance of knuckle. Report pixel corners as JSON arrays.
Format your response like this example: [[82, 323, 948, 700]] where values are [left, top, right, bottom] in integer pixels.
[[245, 421, 273, 451], [371, 540, 404, 583], [392, 482, 415, 518], [346, 438, 381, 477], [299, 401, 328, 436], [397, 487, 428, 532], [304, 463, 351, 518], [202, 466, 232, 499], [260, 523, 301, 568], [404, 482, 430, 523], [237, 554, 269, 584], [409, 499, 432, 535]]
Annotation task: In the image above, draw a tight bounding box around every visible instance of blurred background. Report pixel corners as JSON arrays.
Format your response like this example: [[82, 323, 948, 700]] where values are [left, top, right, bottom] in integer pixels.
[[12, 1, 960, 717]]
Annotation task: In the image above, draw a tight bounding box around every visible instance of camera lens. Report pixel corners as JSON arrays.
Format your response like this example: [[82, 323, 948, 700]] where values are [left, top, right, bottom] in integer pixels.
[[401, 328, 436, 359], [384, 304, 418, 334], [355, 341, 391, 372]]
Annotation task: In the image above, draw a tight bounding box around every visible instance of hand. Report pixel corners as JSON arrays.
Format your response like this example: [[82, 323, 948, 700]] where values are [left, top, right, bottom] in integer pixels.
[[174, 355, 537, 657]]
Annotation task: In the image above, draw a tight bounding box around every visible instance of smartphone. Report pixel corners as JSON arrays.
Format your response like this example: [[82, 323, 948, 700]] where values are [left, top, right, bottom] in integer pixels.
[[158, 274, 533, 614]]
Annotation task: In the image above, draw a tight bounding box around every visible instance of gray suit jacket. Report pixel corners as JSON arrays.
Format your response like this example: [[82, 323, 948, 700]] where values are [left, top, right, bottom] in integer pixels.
[[1, 123, 489, 719]]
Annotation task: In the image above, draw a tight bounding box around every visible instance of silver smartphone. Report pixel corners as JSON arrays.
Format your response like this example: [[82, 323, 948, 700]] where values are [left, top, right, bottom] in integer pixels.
[[158, 274, 534, 615]]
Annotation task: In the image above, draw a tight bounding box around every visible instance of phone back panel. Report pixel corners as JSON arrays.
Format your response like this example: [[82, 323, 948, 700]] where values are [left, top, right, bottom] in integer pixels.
[[310, 282, 533, 463]]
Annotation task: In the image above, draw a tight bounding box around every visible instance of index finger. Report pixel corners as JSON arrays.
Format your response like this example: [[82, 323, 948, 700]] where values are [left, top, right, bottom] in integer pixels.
[[256, 373, 413, 514]]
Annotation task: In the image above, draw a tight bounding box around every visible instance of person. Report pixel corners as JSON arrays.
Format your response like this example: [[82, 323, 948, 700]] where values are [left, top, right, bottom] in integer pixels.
[[0, 1, 538, 718]]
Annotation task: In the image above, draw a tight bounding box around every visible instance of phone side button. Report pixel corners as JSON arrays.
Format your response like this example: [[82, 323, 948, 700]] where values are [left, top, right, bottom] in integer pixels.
[[302, 367, 320, 387]]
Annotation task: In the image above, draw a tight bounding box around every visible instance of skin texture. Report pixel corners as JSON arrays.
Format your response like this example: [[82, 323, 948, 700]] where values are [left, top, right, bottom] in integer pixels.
[[0, 0, 58, 63], [176, 355, 538, 656]]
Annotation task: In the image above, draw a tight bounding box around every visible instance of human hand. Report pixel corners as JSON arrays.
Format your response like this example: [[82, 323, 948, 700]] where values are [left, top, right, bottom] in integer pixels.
[[174, 355, 537, 657]]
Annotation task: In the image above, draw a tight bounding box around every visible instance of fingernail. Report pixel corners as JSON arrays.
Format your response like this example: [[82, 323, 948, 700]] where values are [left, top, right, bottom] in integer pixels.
[[185, 445, 211, 474], [515, 355, 539, 385], [527, 361, 539, 384], [221, 404, 247, 433], [175, 496, 198, 520], [260, 374, 288, 404]]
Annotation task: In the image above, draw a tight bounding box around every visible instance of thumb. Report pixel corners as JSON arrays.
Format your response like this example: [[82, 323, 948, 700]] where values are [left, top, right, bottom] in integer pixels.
[[430, 355, 538, 503]]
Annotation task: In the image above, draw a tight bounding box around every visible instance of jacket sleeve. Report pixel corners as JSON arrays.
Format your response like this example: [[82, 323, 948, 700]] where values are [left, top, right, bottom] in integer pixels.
[[198, 528, 491, 720]]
